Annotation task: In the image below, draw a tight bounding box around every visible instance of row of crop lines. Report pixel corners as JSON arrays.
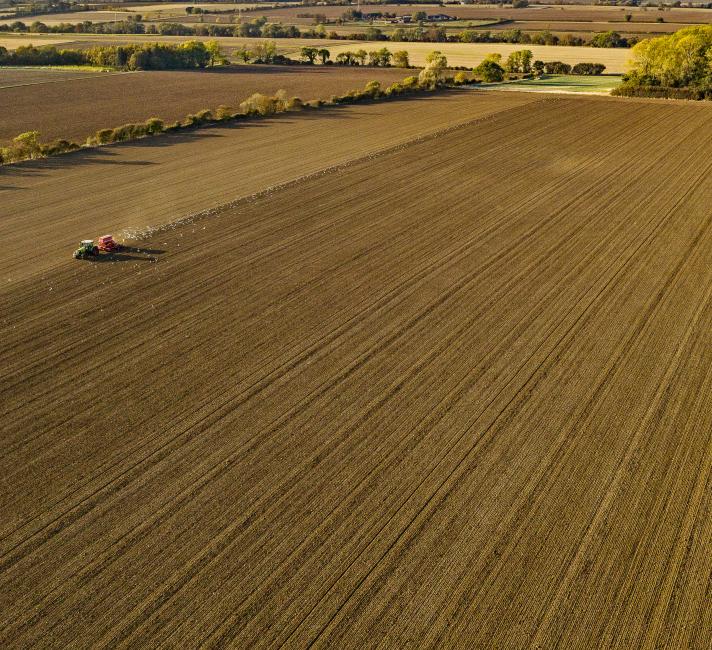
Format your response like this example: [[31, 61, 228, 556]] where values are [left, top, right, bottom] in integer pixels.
[[0, 95, 680, 552], [0, 93, 543, 446], [218, 98, 712, 644], [286, 106, 712, 650], [2, 95, 708, 644], [0, 93, 596, 548], [0, 101, 656, 644]]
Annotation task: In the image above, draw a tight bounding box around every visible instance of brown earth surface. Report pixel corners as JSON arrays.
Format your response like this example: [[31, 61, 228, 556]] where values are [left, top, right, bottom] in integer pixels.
[[0, 89, 541, 283], [0, 67, 123, 88], [0, 65, 412, 144], [245, 2, 712, 24], [487, 19, 688, 33], [2, 91, 712, 647]]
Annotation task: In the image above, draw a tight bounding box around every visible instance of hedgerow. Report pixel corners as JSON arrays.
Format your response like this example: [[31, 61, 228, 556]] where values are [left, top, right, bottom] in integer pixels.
[[0, 75, 477, 166]]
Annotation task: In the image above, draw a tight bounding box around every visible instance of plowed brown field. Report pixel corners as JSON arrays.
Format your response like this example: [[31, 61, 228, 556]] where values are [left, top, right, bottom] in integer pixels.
[[0, 66, 411, 144], [1, 92, 711, 648]]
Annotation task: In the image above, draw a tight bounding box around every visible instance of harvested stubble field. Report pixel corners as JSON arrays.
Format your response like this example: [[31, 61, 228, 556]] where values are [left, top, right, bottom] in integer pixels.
[[0, 3, 270, 24], [487, 19, 686, 34], [1, 91, 712, 647], [317, 40, 631, 71], [0, 65, 411, 144]]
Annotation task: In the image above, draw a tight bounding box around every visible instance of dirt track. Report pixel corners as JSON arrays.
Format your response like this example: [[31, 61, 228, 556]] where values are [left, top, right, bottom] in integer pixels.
[[0, 66, 411, 143], [2, 93, 712, 647]]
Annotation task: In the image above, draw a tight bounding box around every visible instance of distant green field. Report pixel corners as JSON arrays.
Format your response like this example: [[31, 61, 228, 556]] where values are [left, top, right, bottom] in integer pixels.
[[487, 74, 624, 94]]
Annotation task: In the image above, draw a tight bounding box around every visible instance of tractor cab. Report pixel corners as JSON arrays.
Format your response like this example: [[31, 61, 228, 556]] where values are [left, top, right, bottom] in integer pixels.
[[73, 240, 99, 259]]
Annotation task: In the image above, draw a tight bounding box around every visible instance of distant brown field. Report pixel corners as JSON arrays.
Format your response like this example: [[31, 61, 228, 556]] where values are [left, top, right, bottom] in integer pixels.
[[244, 2, 712, 25], [487, 19, 688, 34], [0, 65, 410, 143], [0, 10, 121, 25]]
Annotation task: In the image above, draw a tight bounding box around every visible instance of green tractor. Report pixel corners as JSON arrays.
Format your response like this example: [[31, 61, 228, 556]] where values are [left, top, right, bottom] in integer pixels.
[[73, 240, 99, 260]]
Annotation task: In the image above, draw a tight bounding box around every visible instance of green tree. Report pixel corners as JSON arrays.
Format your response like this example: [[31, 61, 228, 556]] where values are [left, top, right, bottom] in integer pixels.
[[335, 51, 354, 65], [300, 46, 318, 63], [205, 40, 226, 66], [368, 47, 392, 66], [419, 50, 448, 86], [505, 49, 533, 73], [626, 25, 712, 88], [235, 46, 252, 63], [393, 50, 410, 68], [252, 41, 277, 64], [13, 131, 43, 159], [476, 59, 505, 82]]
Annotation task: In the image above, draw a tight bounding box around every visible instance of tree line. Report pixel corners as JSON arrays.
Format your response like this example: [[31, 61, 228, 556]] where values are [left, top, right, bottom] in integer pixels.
[[0, 69, 472, 166], [0, 40, 225, 69], [0, 16, 637, 49], [614, 25, 712, 99], [471, 50, 606, 81]]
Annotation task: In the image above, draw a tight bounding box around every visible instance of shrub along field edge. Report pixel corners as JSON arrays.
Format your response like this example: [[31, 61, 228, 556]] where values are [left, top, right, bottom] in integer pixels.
[[0, 73, 473, 165]]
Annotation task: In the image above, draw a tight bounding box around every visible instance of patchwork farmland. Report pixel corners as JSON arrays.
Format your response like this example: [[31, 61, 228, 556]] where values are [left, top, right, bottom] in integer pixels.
[[2, 89, 711, 648]]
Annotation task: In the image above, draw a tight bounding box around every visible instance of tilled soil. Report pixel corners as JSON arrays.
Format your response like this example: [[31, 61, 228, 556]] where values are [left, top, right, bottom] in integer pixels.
[[0, 65, 412, 144], [0, 90, 541, 285], [1, 93, 711, 648]]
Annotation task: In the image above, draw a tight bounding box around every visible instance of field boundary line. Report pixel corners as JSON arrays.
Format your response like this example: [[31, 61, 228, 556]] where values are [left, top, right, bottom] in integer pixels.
[[0, 70, 133, 90]]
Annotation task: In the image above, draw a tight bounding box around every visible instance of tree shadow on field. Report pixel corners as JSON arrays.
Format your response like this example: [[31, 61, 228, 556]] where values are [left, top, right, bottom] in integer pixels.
[[0, 128, 223, 176], [1, 146, 159, 177], [1, 89, 463, 173]]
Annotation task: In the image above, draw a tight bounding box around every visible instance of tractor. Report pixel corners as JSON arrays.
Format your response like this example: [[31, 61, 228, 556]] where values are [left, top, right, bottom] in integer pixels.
[[73, 235, 121, 260], [73, 240, 99, 259]]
